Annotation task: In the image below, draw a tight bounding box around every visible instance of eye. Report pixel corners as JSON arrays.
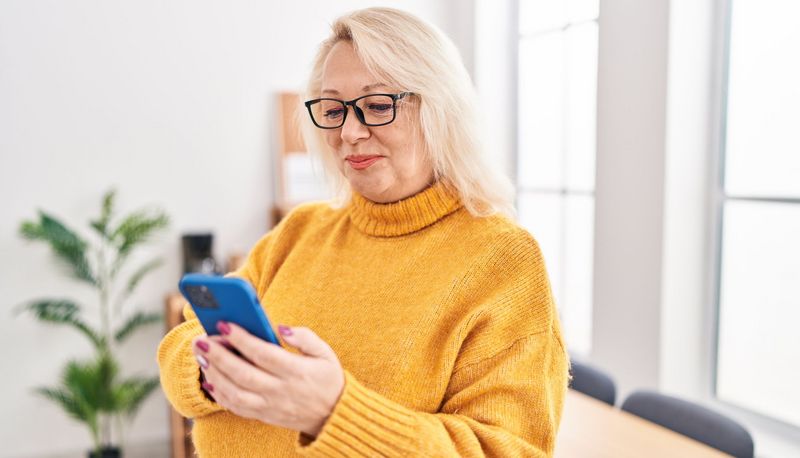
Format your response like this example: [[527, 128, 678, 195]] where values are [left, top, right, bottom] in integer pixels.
[[367, 103, 392, 113], [324, 108, 345, 119]]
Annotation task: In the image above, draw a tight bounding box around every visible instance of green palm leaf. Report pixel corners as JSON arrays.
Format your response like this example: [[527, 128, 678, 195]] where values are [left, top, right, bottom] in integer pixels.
[[61, 354, 119, 411], [19, 212, 96, 285], [15, 300, 105, 350], [113, 376, 160, 418], [112, 257, 165, 315], [35, 355, 121, 447], [35, 386, 99, 440], [88, 352, 120, 412], [90, 189, 116, 240], [114, 311, 161, 343], [122, 257, 164, 301], [110, 210, 169, 275]]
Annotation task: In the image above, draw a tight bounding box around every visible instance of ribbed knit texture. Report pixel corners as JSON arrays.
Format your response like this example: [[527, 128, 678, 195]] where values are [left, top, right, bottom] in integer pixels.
[[157, 180, 570, 457]]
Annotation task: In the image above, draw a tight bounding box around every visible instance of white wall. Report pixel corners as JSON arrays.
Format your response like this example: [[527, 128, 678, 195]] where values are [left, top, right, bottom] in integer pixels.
[[660, 0, 717, 402], [0, 1, 466, 456], [591, 0, 670, 395]]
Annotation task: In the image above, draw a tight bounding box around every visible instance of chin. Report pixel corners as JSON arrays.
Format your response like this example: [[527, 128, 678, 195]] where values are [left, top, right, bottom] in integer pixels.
[[350, 179, 393, 201]]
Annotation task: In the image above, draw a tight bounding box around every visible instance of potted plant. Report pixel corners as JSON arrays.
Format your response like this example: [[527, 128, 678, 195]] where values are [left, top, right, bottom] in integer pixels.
[[15, 189, 169, 458]]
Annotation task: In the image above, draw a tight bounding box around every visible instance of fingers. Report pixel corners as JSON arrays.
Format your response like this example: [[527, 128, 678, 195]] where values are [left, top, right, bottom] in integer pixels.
[[208, 335, 247, 360], [198, 358, 267, 419], [208, 335, 234, 350], [278, 326, 335, 359], [217, 321, 301, 377], [193, 336, 278, 393], [190, 323, 344, 433]]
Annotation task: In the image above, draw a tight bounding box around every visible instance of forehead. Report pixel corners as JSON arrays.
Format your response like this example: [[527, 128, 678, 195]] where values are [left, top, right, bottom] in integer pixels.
[[321, 41, 391, 96]]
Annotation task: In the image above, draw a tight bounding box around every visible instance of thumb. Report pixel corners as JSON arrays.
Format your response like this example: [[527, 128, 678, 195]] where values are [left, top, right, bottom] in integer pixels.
[[278, 325, 334, 359]]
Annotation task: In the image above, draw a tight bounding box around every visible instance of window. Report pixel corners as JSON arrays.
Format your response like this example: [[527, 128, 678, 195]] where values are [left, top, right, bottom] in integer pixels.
[[516, 0, 599, 356], [715, 0, 800, 427]]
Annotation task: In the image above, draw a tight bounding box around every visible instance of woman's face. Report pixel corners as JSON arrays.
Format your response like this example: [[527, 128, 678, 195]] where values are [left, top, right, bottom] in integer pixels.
[[320, 41, 434, 204]]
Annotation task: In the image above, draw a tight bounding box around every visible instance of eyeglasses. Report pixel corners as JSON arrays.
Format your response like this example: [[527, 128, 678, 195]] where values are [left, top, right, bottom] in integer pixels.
[[304, 92, 414, 129]]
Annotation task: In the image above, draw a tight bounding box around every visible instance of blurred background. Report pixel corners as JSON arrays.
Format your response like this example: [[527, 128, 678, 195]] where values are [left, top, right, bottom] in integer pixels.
[[1, 0, 798, 457]]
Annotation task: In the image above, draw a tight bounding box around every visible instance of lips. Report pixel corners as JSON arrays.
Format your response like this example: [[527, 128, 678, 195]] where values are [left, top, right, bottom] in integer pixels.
[[346, 155, 383, 170]]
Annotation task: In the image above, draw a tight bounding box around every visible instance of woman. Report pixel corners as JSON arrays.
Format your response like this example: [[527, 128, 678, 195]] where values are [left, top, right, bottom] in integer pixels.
[[158, 7, 569, 457]]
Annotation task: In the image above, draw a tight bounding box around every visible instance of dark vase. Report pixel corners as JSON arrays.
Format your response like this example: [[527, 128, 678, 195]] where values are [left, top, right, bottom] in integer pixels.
[[182, 233, 221, 275], [88, 446, 121, 458]]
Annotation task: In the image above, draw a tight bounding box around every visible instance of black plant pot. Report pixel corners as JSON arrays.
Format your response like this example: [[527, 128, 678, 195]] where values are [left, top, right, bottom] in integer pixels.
[[88, 446, 121, 458]]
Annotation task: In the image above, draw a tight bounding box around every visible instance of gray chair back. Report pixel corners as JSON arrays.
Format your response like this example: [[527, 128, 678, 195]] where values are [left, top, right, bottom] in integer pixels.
[[621, 390, 754, 458], [568, 360, 616, 406]]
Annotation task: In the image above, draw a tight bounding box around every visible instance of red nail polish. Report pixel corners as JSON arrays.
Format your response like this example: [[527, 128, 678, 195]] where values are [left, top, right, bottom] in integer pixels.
[[278, 325, 292, 336], [196, 340, 210, 352], [217, 321, 231, 335], [202, 382, 214, 393]]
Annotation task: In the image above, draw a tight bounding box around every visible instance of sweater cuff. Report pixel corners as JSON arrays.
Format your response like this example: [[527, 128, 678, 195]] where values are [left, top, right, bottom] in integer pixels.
[[296, 371, 419, 457], [180, 360, 219, 416], [159, 320, 223, 417]]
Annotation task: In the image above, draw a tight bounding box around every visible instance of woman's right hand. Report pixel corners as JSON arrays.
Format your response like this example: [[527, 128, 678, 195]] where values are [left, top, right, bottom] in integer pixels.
[[191, 322, 345, 439]]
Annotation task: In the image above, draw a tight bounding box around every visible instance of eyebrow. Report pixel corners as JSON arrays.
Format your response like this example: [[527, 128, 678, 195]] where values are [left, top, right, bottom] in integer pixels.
[[321, 83, 391, 95]]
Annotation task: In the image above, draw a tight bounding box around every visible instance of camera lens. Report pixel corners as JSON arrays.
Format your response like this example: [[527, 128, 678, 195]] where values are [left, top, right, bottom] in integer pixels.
[[186, 284, 219, 309]]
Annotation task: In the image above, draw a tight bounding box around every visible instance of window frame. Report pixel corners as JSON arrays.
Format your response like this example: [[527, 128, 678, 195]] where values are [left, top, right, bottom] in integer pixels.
[[707, 0, 800, 439]]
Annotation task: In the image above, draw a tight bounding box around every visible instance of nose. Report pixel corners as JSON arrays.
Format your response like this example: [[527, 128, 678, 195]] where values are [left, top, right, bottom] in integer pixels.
[[340, 106, 370, 144]]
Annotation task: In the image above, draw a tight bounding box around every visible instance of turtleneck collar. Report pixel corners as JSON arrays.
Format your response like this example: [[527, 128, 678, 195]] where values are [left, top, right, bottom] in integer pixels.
[[347, 180, 463, 237]]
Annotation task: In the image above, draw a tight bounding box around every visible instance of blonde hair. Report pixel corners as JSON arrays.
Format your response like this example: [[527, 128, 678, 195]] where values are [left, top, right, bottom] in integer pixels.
[[301, 7, 516, 218]]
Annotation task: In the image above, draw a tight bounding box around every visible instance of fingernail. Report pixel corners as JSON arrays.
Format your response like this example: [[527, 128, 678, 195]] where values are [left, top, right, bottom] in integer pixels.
[[195, 354, 209, 369], [217, 321, 231, 336], [196, 340, 210, 352], [278, 325, 292, 336], [201, 382, 214, 393]]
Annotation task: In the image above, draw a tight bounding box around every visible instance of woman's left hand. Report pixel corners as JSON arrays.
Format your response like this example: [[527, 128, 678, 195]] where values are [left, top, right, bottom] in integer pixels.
[[191, 322, 345, 438]]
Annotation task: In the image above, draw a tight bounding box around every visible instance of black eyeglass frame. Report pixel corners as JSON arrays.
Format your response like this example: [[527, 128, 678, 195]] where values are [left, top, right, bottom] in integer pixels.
[[304, 92, 414, 129]]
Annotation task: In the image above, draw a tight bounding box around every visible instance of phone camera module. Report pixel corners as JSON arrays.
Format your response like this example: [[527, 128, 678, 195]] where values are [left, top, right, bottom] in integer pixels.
[[186, 284, 219, 309]]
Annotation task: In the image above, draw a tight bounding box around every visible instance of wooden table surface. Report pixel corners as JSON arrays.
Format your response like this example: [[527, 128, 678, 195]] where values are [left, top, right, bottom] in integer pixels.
[[555, 390, 731, 457]]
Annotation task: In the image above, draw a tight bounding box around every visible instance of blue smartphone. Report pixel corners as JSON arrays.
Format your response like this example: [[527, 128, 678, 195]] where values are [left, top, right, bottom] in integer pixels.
[[178, 273, 281, 346]]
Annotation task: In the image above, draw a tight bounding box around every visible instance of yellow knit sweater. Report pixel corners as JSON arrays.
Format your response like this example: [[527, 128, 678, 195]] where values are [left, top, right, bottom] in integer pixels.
[[157, 180, 570, 457]]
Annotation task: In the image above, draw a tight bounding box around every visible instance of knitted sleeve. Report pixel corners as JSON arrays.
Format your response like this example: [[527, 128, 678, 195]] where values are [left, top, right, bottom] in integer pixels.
[[155, 304, 223, 419], [297, 230, 571, 457]]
